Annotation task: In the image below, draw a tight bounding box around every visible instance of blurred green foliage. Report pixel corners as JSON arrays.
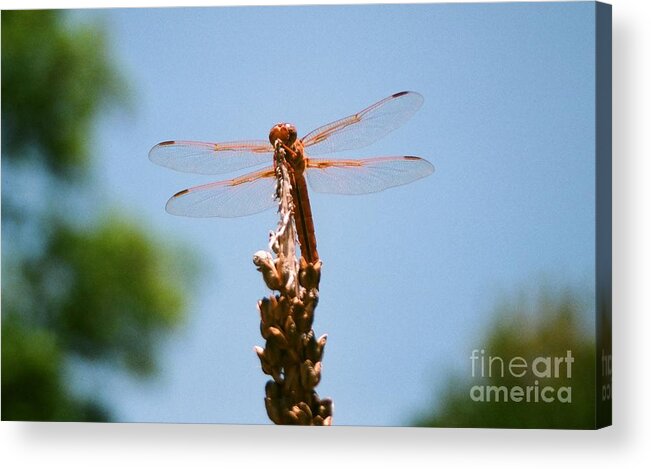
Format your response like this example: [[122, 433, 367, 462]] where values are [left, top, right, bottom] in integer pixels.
[[414, 291, 596, 429], [2, 10, 195, 421], [2, 10, 124, 178]]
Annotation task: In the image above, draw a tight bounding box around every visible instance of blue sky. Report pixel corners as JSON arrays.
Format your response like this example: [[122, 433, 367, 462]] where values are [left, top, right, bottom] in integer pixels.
[[73, 2, 596, 425]]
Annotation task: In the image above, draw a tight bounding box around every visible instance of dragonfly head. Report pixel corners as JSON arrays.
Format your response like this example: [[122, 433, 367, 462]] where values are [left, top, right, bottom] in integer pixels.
[[269, 123, 298, 147]]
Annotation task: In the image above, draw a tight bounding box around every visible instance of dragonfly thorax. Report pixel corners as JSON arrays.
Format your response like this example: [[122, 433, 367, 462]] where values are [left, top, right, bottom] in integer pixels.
[[269, 123, 298, 147]]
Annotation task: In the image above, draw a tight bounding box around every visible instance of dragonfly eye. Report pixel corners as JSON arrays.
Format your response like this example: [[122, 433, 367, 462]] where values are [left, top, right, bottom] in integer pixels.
[[269, 123, 297, 146]]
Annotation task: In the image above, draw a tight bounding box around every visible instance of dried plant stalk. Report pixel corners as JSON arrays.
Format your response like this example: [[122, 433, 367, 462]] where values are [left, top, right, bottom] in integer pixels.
[[252, 143, 333, 425]]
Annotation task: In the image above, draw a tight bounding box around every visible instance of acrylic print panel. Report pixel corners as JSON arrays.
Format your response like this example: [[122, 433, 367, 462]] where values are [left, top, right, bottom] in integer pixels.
[[1, 1, 611, 428]]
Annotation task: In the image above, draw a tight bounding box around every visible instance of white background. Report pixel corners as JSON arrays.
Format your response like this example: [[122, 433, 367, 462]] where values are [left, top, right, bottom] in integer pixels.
[[1, 0, 649, 467]]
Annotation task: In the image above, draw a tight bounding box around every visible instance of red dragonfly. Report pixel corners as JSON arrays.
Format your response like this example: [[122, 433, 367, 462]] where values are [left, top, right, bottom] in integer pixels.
[[149, 91, 434, 263]]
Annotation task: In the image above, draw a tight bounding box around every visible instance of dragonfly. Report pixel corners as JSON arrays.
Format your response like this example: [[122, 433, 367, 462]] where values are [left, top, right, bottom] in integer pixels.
[[149, 91, 434, 263]]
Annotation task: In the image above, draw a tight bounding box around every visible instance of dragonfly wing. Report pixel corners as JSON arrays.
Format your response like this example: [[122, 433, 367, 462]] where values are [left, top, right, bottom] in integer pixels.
[[300, 91, 424, 156], [149, 140, 273, 175], [166, 167, 277, 217], [305, 157, 434, 195]]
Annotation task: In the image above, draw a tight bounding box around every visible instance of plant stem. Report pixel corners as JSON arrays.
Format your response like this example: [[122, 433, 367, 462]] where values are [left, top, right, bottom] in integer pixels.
[[252, 143, 333, 425]]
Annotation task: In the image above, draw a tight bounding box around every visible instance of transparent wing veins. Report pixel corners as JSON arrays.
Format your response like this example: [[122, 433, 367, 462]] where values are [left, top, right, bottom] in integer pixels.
[[165, 166, 277, 217], [300, 91, 424, 156], [149, 139, 273, 175], [305, 156, 434, 195]]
